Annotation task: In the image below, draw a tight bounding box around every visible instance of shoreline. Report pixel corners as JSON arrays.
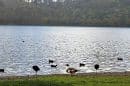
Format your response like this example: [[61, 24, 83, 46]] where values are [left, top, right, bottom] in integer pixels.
[[0, 71, 130, 80], [0, 24, 130, 28]]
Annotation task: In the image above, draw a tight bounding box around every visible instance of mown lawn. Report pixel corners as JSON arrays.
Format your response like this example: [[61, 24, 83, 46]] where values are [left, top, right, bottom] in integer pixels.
[[0, 75, 130, 86]]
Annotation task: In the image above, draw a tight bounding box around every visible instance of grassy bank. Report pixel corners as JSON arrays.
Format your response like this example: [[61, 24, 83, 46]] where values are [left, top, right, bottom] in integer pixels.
[[0, 75, 130, 86]]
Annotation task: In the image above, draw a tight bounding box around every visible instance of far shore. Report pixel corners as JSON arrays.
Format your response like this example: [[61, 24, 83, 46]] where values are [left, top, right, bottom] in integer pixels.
[[0, 24, 130, 28]]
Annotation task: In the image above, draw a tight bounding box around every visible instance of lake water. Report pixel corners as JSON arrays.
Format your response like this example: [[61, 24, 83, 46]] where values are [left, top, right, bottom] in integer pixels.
[[0, 26, 130, 76]]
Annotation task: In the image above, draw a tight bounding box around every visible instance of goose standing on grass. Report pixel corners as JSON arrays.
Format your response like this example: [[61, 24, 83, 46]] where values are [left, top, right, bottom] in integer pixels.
[[32, 65, 40, 76], [94, 64, 99, 74]]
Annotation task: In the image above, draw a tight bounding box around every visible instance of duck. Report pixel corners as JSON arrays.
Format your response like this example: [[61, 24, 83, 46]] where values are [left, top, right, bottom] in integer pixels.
[[79, 63, 85, 67], [66, 68, 79, 75]]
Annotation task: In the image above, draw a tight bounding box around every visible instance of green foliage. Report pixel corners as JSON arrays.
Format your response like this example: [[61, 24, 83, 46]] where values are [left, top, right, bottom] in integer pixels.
[[0, 0, 130, 26], [0, 75, 130, 86]]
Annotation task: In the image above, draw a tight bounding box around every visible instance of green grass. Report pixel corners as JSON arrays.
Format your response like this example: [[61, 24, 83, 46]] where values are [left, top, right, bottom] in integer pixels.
[[0, 75, 130, 86]]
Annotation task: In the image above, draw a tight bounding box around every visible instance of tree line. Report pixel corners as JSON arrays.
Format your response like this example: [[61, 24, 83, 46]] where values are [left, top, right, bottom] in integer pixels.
[[0, 0, 130, 26]]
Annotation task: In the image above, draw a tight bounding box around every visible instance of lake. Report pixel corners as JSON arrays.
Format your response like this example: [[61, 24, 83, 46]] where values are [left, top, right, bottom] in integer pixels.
[[0, 26, 130, 76]]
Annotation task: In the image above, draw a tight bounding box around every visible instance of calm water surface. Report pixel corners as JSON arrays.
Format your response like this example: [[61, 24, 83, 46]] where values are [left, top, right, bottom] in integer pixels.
[[0, 26, 130, 76]]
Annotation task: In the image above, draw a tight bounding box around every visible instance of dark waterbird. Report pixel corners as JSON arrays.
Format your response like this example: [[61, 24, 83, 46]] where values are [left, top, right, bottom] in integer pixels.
[[66, 68, 79, 75], [32, 65, 40, 75], [49, 59, 54, 64], [94, 64, 99, 74], [65, 64, 69, 67], [117, 57, 123, 61], [51, 65, 57, 68], [0, 69, 4, 73], [79, 63, 85, 67]]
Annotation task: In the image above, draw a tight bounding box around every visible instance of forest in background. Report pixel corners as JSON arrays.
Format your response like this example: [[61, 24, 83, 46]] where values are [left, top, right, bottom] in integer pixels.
[[0, 0, 130, 26]]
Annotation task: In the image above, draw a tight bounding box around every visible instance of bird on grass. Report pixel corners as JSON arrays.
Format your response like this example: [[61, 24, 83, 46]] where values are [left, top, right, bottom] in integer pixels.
[[32, 65, 40, 76], [94, 64, 99, 75]]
